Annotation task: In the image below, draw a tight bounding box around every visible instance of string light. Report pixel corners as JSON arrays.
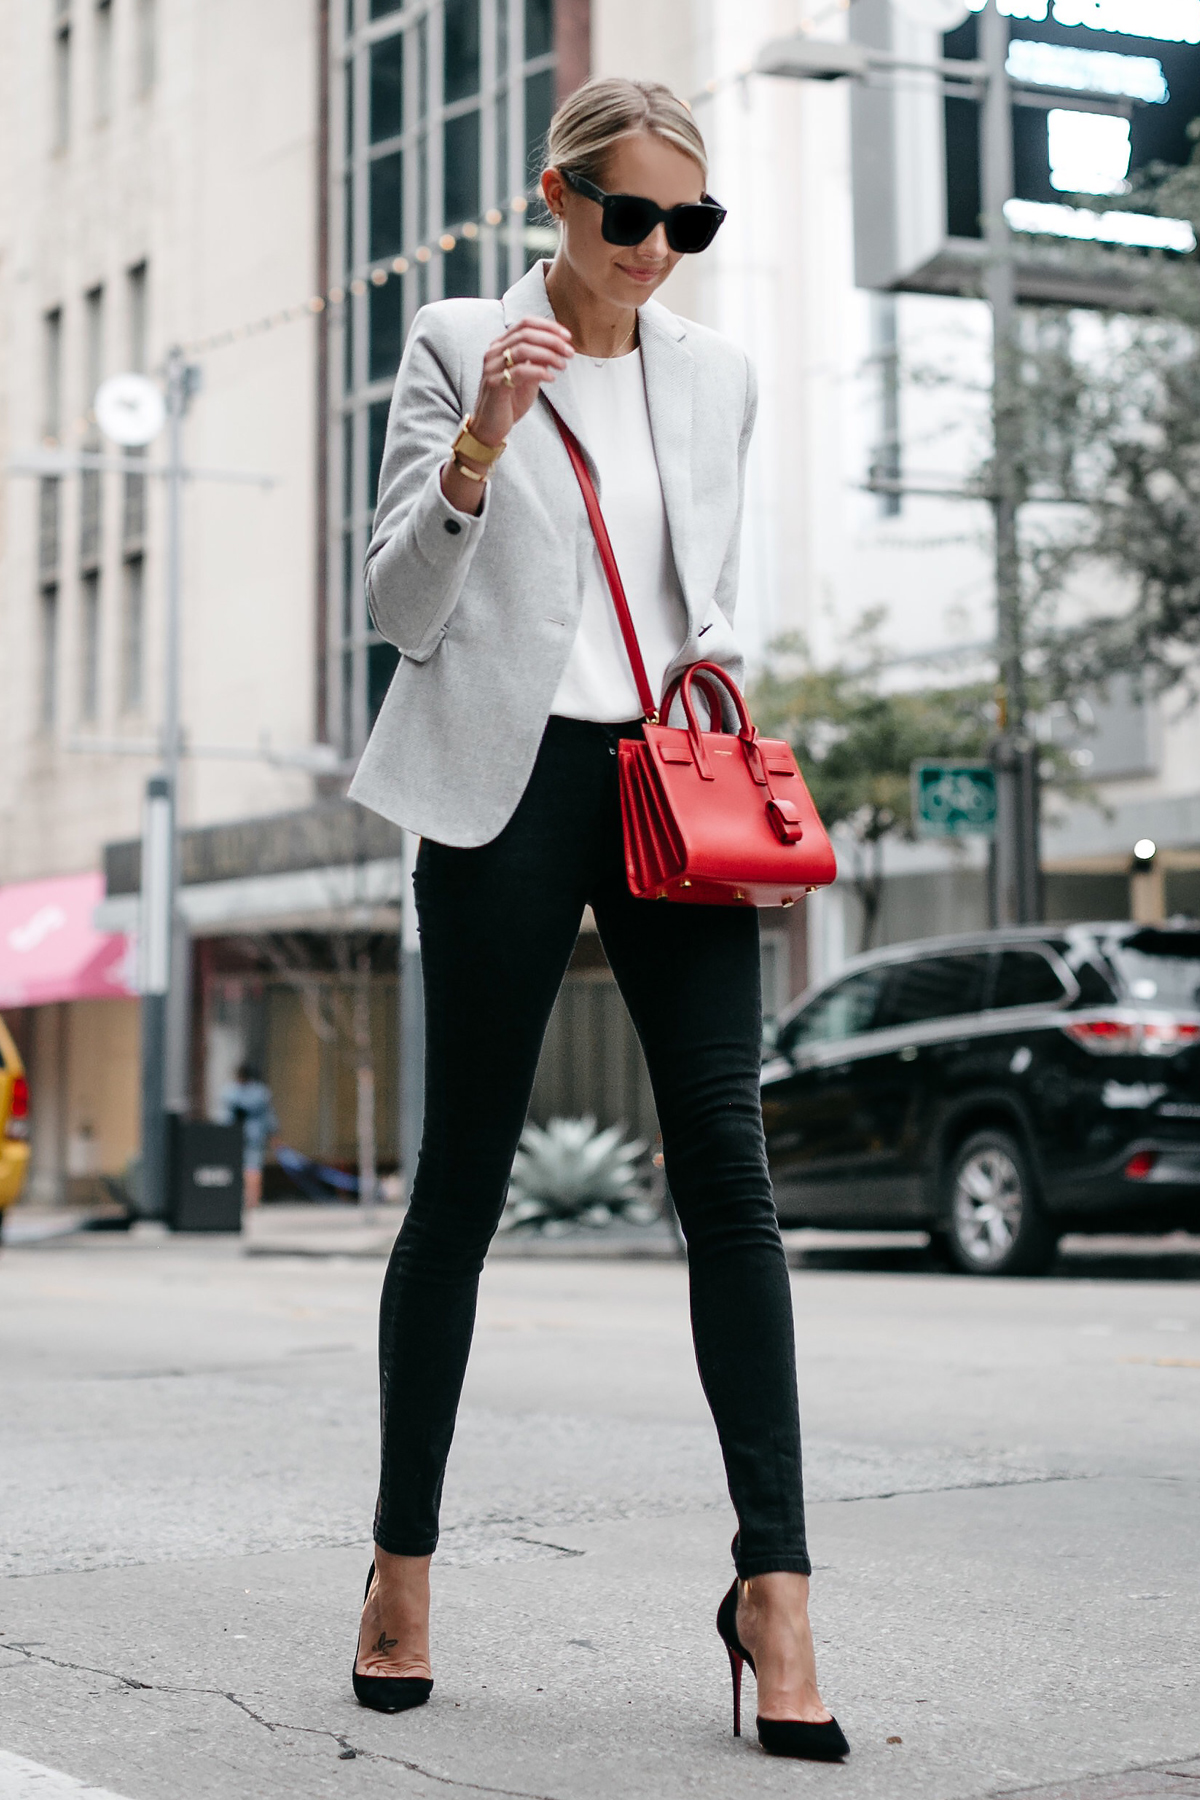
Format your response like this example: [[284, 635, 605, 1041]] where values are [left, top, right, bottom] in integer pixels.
[[180, 192, 543, 356]]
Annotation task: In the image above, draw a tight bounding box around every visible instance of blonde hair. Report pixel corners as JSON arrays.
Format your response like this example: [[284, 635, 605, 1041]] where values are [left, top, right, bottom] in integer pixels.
[[543, 77, 708, 188]]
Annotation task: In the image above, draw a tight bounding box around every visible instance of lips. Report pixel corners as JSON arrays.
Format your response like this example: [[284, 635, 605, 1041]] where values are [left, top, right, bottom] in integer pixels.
[[618, 264, 664, 284]]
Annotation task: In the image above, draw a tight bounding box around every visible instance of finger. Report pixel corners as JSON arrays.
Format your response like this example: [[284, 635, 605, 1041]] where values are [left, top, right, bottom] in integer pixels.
[[488, 342, 569, 374], [499, 321, 574, 351]]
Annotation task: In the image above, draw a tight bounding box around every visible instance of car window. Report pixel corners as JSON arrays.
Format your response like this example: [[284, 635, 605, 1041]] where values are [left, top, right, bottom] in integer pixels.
[[874, 953, 990, 1030], [1070, 957, 1118, 1005], [779, 967, 888, 1055], [992, 948, 1066, 1009], [1108, 929, 1200, 1009]]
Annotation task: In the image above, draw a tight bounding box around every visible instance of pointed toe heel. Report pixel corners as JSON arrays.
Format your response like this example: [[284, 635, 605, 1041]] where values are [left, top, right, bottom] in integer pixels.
[[352, 1561, 433, 1715], [716, 1567, 849, 1763], [756, 1715, 849, 1761]]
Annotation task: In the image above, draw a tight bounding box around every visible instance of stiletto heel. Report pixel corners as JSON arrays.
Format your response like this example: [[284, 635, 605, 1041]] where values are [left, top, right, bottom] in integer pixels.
[[715, 1554, 849, 1762], [352, 1562, 433, 1714], [726, 1643, 744, 1738]]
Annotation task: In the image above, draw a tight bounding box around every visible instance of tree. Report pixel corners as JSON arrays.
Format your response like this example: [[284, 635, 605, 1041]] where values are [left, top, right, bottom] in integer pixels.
[[751, 623, 993, 952], [998, 131, 1200, 702]]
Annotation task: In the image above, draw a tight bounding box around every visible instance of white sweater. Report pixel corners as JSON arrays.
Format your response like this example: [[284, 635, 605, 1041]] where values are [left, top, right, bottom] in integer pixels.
[[550, 345, 688, 723]]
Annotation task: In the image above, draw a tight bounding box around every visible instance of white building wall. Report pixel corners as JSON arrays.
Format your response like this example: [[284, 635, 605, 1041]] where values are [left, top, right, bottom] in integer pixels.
[[0, 0, 321, 888]]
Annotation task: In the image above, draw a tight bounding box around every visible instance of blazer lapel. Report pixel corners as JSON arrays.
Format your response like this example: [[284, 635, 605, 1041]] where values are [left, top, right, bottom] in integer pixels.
[[501, 261, 594, 475], [639, 300, 698, 634]]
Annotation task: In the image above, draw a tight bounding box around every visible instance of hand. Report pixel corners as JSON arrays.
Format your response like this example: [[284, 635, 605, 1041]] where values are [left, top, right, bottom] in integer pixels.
[[468, 319, 574, 449]]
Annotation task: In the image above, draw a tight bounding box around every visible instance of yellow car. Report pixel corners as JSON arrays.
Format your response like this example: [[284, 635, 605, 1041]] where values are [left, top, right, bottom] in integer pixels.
[[0, 1014, 31, 1213]]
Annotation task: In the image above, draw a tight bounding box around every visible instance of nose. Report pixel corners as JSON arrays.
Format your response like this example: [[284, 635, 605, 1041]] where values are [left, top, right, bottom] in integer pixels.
[[636, 222, 670, 260]]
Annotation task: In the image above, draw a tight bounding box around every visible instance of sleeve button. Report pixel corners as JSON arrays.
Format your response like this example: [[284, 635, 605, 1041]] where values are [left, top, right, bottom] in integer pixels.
[[443, 517, 462, 536]]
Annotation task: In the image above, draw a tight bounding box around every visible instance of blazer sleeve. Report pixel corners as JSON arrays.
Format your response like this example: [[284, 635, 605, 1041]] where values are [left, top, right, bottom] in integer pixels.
[[364, 308, 492, 662], [712, 351, 757, 625]]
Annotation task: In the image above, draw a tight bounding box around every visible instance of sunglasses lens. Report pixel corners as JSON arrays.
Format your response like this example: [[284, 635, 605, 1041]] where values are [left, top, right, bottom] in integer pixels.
[[602, 196, 660, 246], [667, 206, 723, 254]]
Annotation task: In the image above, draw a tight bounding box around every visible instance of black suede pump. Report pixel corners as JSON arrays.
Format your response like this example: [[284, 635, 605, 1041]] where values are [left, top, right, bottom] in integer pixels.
[[716, 1576, 849, 1762], [352, 1563, 434, 1714]]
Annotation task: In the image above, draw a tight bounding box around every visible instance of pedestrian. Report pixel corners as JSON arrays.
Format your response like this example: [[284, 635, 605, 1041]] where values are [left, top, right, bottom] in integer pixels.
[[216, 1061, 278, 1211], [347, 76, 847, 1762]]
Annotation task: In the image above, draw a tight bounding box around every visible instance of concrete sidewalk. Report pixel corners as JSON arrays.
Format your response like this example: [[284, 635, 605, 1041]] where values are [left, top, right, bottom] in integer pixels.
[[2, 1234, 1198, 1799]]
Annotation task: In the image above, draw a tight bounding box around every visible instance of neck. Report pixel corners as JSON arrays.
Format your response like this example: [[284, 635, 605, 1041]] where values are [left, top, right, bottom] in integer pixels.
[[543, 255, 638, 358]]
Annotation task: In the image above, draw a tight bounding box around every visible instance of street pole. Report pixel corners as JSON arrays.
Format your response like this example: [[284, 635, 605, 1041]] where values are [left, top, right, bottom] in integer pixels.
[[981, 0, 1041, 925], [138, 347, 191, 1216]]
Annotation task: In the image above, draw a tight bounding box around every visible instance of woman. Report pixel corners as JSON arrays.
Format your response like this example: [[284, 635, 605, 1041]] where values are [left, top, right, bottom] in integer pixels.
[[348, 77, 847, 1762], [216, 1062, 278, 1210]]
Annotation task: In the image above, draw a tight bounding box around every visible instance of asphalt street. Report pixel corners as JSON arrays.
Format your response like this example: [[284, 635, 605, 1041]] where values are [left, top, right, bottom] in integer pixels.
[[1, 1220, 1198, 1800]]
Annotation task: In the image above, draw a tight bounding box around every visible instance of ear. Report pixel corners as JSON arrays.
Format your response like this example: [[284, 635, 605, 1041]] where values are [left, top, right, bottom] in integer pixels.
[[541, 166, 567, 222]]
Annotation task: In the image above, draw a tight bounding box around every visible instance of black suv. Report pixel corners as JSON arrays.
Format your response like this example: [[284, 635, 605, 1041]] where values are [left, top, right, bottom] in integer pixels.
[[762, 922, 1200, 1275]]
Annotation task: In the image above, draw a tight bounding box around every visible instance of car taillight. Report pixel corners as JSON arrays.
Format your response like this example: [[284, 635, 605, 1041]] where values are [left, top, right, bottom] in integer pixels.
[[1124, 1150, 1159, 1179], [1063, 1015, 1200, 1057], [1142, 1020, 1200, 1054], [1063, 1018, 1141, 1054], [4, 1074, 29, 1140]]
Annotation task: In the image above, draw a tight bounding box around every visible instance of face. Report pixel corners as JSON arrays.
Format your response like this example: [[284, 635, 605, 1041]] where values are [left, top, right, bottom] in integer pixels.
[[541, 130, 706, 308]]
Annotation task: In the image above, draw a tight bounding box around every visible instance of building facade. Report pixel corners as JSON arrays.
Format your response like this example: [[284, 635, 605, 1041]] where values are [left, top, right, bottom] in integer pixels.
[[3, 0, 1198, 1202]]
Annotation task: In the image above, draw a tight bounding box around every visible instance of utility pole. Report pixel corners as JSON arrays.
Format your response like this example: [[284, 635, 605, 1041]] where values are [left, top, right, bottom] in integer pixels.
[[756, 0, 1046, 925], [138, 348, 196, 1216], [980, 1, 1041, 926]]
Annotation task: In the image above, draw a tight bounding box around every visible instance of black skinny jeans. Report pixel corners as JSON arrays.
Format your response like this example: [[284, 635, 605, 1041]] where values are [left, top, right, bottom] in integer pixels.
[[375, 715, 810, 1579]]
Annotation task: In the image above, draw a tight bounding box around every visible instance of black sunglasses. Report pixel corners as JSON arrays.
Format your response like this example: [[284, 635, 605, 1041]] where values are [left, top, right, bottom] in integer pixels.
[[562, 169, 727, 255]]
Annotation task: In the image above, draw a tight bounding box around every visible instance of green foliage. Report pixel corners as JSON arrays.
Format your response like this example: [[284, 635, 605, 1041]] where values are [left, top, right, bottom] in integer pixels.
[[501, 1115, 657, 1234], [751, 624, 994, 950], [995, 124, 1200, 699]]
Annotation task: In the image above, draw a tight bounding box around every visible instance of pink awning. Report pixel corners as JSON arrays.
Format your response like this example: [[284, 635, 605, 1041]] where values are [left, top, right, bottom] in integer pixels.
[[0, 872, 137, 1008]]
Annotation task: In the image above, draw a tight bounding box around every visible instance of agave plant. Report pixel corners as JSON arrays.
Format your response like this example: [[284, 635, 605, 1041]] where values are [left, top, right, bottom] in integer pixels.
[[501, 1115, 657, 1234]]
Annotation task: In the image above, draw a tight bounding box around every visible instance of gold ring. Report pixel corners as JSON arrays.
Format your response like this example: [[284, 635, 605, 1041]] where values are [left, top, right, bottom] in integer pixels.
[[502, 367, 515, 388], [503, 348, 515, 369]]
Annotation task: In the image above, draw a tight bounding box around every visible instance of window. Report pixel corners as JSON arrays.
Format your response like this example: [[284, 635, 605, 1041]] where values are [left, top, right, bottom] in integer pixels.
[[1109, 930, 1200, 1011], [137, 0, 155, 93], [124, 264, 149, 547], [94, 0, 113, 122], [524, 0, 552, 58], [337, 0, 560, 751], [81, 286, 105, 568], [991, 949, 1067, 1011], [40, 309, 63, 574], [780, 968, 888, 1057], [370, 33, 404, 141], [444, 107, 480, 223], [121, 555, 145, 711], [41, 586, 60, 729], [369, 149, 404, 259], [876, 953, 990, 1030], [80, 571, 101, 722], [54, 14, 72, 150], [444, 0, 480, 102], [127, 262, 148, 369]]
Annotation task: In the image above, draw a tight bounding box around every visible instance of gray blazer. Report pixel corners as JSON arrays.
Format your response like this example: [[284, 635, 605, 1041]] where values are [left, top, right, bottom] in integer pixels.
[[348, 261, 757, 848]]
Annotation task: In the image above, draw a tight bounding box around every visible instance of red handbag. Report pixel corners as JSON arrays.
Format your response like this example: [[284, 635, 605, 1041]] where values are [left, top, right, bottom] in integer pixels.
[[554, 412, 837, 908]]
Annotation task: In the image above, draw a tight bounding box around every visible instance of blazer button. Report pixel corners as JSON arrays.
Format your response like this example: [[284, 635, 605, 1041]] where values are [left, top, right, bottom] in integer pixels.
[[444, 517, 462, 536]]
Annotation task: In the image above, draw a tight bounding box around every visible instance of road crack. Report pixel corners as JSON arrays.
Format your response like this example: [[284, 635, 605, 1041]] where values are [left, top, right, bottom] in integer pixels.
[[2, 1643, 566, 1799]]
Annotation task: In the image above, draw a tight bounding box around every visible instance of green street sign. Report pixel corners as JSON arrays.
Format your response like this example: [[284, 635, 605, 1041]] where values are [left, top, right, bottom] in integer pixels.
[[912, 762, 997, 839]]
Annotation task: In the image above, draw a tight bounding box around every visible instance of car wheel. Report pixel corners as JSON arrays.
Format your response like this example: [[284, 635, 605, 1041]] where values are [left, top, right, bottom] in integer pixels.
[[941, 1128, 1057, 1276]]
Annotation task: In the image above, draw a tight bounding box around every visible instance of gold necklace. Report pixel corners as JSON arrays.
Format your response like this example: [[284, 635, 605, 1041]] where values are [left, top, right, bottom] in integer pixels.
[[590, 313, 637, 365]]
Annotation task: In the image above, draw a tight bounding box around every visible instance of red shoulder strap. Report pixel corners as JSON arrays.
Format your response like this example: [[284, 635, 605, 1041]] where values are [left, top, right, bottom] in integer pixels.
[[550, 409, 659, 723]]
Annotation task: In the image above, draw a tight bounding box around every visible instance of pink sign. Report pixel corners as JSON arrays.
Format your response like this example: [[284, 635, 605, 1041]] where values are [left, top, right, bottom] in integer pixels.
[[0, 872, 137, 1009]]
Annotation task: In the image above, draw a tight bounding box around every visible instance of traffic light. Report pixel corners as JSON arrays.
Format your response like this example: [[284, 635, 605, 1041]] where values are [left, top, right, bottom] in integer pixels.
[[850, 0, 1200, 303]]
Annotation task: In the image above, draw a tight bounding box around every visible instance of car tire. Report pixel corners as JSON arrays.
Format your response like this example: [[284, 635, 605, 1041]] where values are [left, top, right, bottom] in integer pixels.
[[939, 1127, 1057, 1277]]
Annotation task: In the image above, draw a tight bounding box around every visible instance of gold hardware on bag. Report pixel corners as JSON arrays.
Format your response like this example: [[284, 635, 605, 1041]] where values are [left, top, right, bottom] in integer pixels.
[[680, 880, 692, 889], [781, 896, 795, 907], [733, 890, 746, 901]]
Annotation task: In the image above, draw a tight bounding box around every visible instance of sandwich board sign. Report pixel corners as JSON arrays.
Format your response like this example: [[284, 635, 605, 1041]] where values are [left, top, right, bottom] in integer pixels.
[[912, 762, 997, 839]]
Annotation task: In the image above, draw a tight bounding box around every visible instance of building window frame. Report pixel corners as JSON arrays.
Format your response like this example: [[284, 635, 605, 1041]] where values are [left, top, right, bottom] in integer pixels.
[[333, 0, 558, 754]]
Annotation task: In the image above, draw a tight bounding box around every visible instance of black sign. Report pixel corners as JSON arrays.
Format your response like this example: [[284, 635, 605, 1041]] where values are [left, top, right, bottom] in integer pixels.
[[944, 10, 1200, 244]]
